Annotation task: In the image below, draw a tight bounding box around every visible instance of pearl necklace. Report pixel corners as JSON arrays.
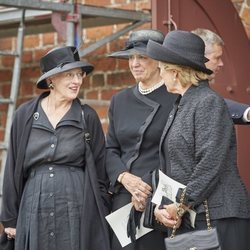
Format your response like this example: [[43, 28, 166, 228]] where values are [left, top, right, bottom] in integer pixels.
[[138, 80, 164, 95]]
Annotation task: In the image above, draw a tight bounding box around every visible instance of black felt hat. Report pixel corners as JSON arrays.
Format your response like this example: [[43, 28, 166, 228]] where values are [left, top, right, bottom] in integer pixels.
[[147, 30, 213, 75], [109, 29, 165, 59], [36, 46, 94, 89]]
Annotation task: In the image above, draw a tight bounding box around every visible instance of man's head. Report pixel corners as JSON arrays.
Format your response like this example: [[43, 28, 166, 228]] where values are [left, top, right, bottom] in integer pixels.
[[109, 29, 164, 84], [192, 28, 224, 83]]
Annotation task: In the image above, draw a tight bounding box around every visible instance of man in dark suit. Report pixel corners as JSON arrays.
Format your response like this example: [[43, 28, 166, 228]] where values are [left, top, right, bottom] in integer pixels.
[[192, 28, 250, 124]]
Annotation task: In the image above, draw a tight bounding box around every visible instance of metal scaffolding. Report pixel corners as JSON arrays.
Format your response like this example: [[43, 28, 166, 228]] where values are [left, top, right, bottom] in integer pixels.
[[0, 0, 151, 206]]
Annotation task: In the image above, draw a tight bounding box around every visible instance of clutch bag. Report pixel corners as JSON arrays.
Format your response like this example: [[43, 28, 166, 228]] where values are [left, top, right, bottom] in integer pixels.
[[143, 170, 168, 232], [165, 190, 221, 250]]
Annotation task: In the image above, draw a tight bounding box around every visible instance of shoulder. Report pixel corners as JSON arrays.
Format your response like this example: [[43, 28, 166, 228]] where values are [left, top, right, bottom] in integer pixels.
[[224, 98, 249, 110], [14, 96, 40, 122], [16, 97, 36, 112], [80, 103, 102, 128], [194, 83, 225, 107], [111, 86, 136, 101], [15, 92, 48, 116], [81, 103, 98, 117]]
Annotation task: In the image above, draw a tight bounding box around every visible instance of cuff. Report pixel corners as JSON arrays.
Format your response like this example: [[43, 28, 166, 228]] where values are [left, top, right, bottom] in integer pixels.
[[1, 218, 17, 228], [243, 107, 250, 122], [175, 188, 195, 208]]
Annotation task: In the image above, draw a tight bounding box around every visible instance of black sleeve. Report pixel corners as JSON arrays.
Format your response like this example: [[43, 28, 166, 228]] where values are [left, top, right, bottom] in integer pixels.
[[83, 104, 111, 212], [224, 98, 250, 125]]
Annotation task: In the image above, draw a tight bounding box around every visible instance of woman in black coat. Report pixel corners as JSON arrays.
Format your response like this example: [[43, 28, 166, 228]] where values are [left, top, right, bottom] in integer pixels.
[[146, 30, 250, 250], [0, 46, 110, 250], [106, 29, 178, 250]]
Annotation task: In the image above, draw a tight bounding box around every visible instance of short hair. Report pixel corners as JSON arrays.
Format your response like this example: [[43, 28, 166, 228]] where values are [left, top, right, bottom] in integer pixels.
[[161, 62, 209, 87], [191, 28, 224, 54]]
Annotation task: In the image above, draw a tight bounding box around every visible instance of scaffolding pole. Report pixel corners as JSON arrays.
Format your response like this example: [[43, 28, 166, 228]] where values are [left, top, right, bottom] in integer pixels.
[[0, 9, 25, 206]]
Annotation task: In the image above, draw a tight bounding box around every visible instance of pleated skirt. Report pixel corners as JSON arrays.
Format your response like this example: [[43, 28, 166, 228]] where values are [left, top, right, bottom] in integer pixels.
[[15, 165, 85, 250]]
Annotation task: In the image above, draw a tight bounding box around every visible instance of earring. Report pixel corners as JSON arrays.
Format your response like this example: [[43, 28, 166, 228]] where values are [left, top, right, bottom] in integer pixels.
[[48, 82, 54, 89], [173, 78, 176, 82]]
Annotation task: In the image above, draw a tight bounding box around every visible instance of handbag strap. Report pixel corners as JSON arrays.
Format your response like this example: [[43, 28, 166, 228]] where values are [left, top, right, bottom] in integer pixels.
[[81, 107, 91, 144], [170, 189, 212, 238], [152, 170, 157, 192]]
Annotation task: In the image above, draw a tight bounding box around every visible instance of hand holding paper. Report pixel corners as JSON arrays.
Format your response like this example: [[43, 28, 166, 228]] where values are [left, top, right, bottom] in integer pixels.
[[152, 170, 196, 228]]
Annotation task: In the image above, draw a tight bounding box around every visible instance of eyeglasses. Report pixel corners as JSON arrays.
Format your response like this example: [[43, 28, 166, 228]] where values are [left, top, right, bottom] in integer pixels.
[[63, 71, 86, 80]]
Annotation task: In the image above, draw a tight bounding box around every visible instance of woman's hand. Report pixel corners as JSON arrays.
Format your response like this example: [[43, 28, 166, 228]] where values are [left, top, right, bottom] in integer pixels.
[[131, 196, 146, 212], [4, 227, 16, 240], [119, 172, 152, 204], [154, 204, 181, 228]]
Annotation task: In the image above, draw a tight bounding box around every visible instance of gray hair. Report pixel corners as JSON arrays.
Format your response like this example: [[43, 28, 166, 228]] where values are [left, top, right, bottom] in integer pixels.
[[191, 28, 224, 54]]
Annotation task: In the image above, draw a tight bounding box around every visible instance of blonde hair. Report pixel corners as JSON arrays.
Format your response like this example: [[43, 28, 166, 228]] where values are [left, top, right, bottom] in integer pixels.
[[162, 63, 209, 87]]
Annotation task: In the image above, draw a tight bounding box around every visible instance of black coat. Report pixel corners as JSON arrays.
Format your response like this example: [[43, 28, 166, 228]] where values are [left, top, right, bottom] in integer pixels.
[[106, 85, 177, 250], [159, 82, 250, 219], [106, 85, 177, 191], [0, 92, 110, 250]]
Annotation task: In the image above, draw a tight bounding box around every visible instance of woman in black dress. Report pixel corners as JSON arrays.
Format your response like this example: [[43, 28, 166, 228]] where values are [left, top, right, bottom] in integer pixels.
[[0, 46, 110, 250], [106, 29, 177, 250]]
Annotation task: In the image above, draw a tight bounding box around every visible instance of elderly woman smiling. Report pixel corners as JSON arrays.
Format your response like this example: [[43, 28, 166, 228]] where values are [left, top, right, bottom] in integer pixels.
[[0, 46, 110, 250]]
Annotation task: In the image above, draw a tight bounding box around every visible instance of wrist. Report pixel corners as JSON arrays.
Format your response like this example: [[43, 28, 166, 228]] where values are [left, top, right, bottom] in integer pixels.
[[175, 203, 186, 217], [117, 172, 127, 183]]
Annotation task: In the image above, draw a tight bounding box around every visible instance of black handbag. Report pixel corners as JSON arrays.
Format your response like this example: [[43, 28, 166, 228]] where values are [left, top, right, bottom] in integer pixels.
[[165, 189, 221, 250], [143, 170, 168, 232]]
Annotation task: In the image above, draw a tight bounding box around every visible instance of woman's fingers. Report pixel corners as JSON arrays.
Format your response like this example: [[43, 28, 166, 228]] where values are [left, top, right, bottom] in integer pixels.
[[4, 227, 16, 239], [122, 173, 152, 200], [154, 205, 178, 228], [131, 196, 146, 211]]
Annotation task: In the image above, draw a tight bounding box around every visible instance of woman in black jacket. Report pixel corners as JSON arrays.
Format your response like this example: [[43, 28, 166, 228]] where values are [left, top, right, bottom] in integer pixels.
[[106, 29, 178, 250], [147, 30, 250, 250], [0, 46, 110, 250]]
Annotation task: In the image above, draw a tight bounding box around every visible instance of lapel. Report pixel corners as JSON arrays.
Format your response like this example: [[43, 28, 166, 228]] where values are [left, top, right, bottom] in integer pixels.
[[125, 86, 161, 170], [159, 96, 181, 171]]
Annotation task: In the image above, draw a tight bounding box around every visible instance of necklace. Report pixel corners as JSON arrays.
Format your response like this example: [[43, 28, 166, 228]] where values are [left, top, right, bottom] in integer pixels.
[[138, 80, 164, 95]]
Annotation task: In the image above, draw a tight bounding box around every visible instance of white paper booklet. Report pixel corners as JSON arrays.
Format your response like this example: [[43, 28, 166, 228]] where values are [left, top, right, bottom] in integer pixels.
[[105, 202, 153, 247]]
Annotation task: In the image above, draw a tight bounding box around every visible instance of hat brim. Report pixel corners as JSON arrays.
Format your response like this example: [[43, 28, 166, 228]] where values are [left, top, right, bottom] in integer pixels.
[[108, 47, 147, 59], [36, 61, 94, 89], [147, 40, 213, 75]]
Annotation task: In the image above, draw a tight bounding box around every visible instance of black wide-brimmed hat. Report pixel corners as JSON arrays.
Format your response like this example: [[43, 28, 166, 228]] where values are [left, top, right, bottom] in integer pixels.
[[109, 29, 164, 59], [36, 46, 94, 89], [147, 30, 213, 75]]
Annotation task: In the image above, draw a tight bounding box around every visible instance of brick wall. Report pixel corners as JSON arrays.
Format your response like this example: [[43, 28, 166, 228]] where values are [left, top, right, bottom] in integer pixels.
[[0, 0, 249, 137], [0, 0, 151, 137]]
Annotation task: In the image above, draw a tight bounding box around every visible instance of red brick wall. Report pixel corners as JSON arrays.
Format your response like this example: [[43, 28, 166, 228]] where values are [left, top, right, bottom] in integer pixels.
[[0, 0, 249, 138], [0, 1, 151, 137]]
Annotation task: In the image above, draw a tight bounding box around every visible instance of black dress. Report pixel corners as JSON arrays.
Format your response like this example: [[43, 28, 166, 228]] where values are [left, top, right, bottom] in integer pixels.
[[15, 100, 86, 250], [106, 85, 178, 250]]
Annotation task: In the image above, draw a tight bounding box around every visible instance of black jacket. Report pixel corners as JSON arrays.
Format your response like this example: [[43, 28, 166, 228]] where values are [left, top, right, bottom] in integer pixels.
[[159, 82, 250, 219], [106, 85, 177, 191], [0, 92, 110, 250]]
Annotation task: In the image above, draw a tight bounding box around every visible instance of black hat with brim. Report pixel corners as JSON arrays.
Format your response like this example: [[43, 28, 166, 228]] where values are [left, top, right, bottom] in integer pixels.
[[146, 30, 213, 75], [37, 46, 94, 89], [109, 29, 165, 59]]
